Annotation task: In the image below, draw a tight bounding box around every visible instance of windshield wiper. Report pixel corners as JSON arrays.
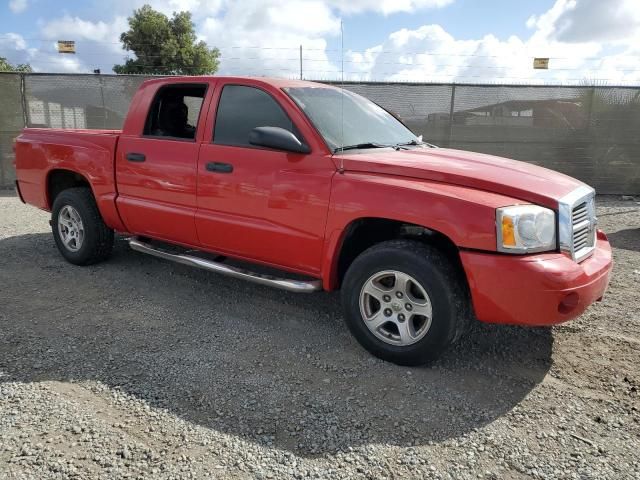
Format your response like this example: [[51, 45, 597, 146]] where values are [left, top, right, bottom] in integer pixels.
[[396, 139, 421, 146], [395, 139, 437, 148], [334, 142, 390, 153]]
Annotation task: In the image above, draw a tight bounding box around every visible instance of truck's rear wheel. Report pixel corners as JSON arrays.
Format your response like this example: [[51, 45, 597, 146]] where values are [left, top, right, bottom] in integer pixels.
[[341, 239, 467, 366], [51, 187, 114, 265]]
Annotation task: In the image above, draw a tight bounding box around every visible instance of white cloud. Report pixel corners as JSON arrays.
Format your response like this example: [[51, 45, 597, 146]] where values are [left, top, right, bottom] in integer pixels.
[[30, 15, 129, 72], [343, 22, 613, 84], [0, 32, 29, 52], [194, 0, 454, 78], [0, 33, 38, 68], [2, 0, 639, 85], [200, 0, 340, 78], [327, 0, 454, 15], [0, 33, 84, 73], [338, 0, 640, 85], [166, 0, 201, 12], [32, 54, 84, 73], [106, 0, 451, 17], [40, 15, 127, 49], [528, 0, 640, 44], [8, 0, 28, 14], [11, 0, 453, 77], [102, 0, 228, 18]]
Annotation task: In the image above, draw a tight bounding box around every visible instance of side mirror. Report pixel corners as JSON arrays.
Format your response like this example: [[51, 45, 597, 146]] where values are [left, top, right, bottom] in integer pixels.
[[249, 126, 310, 154]]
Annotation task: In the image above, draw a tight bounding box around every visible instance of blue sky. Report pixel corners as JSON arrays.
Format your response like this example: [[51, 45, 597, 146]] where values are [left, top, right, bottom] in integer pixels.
[[1, 0, 639, 84], [340, 0, 556, 50], [0, 0, 554, 41]]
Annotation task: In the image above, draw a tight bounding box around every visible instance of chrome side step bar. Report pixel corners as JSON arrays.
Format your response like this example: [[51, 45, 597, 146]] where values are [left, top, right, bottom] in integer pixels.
[[129, 237, 322, 293]]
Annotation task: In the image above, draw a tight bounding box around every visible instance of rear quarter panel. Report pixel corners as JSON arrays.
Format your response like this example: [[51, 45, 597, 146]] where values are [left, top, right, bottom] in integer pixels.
[[14, 128, 125, 231]]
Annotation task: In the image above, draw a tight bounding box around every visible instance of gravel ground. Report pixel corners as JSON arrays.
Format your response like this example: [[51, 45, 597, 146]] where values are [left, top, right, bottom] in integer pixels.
[[0, 194, 639, 480]]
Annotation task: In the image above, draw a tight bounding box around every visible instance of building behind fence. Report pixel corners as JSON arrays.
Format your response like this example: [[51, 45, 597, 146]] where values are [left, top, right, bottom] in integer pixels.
[[1, 72, 639, 193]]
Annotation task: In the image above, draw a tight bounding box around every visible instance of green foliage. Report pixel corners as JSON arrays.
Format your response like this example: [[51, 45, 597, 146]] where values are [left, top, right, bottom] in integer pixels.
[[113, 4, 219, 75], [0, 57, 32, 73]]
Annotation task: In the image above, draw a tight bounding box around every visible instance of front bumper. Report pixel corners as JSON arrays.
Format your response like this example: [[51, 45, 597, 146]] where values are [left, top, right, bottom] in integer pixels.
[[460, 230, 612, 326]]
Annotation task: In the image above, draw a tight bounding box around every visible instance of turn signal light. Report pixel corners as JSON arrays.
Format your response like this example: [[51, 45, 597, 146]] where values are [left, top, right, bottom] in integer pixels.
[[501, 216, 516, 247]]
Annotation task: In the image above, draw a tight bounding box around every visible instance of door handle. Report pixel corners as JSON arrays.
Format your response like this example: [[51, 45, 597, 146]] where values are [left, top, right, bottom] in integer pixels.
[[126, 152, 146, 162], [206, 162, 233, 173]]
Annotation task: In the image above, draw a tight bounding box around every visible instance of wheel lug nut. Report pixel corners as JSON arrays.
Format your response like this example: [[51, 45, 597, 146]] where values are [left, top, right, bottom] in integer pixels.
[[384, 308, 392, 317], [405, 304, 413, 311], [398, 313, 406, 322], [396, 291, 403, 299], [383, 295, 391, 302]]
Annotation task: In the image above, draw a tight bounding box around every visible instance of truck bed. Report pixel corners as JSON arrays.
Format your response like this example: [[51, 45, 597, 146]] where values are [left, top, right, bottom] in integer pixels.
[[24, 128, 122, 136], [14, 128, 122, 223]]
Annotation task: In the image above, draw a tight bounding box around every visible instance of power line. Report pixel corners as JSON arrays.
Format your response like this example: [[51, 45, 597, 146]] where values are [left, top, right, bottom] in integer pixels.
[[4, 68, 640, 86], [5, 66, 639, 83], [4, 49, 640, 74], [3, 59, 639, 82], [2, 35, 640, 62]]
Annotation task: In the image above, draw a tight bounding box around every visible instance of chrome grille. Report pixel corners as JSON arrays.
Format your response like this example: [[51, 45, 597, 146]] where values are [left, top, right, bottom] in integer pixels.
[[572, 201, 594, 252], [572, 202, 589, 226], [559, 186, 597, 262]]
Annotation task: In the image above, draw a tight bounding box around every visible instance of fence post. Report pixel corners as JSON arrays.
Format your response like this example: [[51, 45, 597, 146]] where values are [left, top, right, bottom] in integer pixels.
[[20, 73, 28, 128], [585, 86, 595, 131], [585, 86, 597, 188], [98, 75, 107, 129], [446, 84, 456, 148]]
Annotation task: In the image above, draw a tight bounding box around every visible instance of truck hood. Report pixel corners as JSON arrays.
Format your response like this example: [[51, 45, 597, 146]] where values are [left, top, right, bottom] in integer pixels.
[[336, 147, 586, 208]]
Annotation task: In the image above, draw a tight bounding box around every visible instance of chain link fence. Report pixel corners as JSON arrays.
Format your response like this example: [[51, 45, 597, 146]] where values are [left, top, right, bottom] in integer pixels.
[[1, 72, 639, 193]]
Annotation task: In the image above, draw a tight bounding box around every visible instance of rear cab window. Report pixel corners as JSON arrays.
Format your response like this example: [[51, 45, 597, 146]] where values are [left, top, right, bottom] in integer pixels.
[[213, 85, 303, 147], [144, 84, 207, 141]]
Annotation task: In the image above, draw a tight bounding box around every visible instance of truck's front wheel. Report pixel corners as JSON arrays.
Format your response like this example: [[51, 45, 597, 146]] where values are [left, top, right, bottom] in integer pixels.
[[51, 187, 114, 265], [341, 240, 468, 366]]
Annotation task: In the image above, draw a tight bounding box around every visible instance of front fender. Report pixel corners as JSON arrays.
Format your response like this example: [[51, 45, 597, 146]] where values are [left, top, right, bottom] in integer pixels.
[[321, 172, 522, 290]]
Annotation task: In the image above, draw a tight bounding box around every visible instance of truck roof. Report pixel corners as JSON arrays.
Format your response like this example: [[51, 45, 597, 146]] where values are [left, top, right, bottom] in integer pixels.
[[140, 76, 337, 90]]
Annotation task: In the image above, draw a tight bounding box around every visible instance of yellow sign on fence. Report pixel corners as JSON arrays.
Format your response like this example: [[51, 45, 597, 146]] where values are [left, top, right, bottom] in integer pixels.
[[57, 41, 76, 54], [533, 57, 549, 69]]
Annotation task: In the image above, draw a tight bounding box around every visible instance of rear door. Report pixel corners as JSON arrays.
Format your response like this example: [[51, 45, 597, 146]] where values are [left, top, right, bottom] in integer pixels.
[[115, 82, 212, 246], [196, 82, 335, 275]]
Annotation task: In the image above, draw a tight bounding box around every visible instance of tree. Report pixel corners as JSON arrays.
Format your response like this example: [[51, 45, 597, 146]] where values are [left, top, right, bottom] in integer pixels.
[[0, 57, 32, 73], [113, 4, 219, 75]]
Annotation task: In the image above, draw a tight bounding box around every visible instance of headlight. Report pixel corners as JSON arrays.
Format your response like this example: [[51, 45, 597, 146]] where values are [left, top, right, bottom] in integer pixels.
[[497, 205, 556, 254]]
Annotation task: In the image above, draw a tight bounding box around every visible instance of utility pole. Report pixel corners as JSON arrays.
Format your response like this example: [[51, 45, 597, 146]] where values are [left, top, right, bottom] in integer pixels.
[[299, 45, 303, 80]]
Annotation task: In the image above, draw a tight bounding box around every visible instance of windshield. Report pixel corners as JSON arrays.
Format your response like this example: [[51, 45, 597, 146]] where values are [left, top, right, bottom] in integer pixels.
[[284, 87, 418, 152]]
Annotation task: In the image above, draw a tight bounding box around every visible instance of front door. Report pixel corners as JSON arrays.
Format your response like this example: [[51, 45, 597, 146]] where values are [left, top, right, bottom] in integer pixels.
[[115, 83, 209, 246], [196, 83, 335, 275]]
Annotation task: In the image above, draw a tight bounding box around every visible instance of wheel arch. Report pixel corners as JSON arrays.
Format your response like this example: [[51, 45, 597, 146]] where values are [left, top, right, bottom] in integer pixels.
[[46, 168, 93, 209], [325, 216, 468, 292]]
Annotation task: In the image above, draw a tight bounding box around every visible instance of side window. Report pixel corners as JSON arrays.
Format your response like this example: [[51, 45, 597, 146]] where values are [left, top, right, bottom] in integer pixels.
[[144, 84, 206, 140], [213, 85, 300, 147]]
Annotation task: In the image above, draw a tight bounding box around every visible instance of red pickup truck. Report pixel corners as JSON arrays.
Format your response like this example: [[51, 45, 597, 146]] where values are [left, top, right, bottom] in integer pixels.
[[14, 76, 612, 365]]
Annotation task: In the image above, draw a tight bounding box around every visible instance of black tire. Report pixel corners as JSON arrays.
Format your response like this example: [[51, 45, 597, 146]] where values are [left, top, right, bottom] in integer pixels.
[[51, 187, 114, 266], [341, 239, 469, 366]]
